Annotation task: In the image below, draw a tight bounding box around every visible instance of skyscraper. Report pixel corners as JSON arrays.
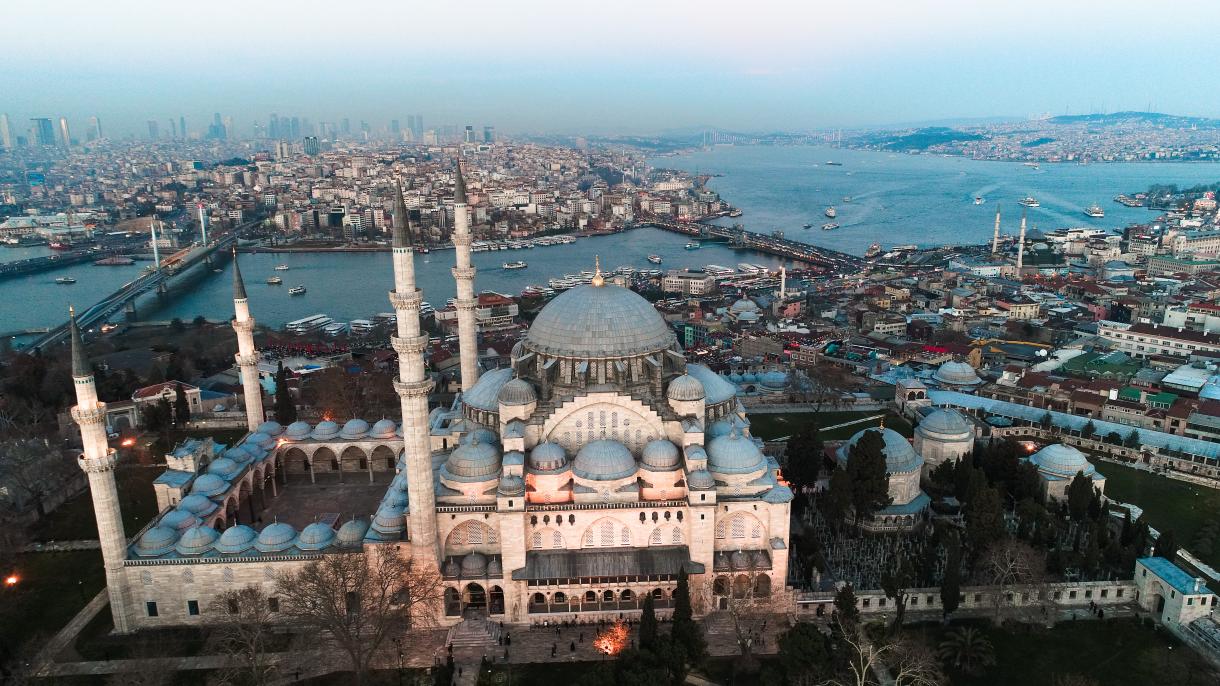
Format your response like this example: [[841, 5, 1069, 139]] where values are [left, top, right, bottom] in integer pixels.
[[303, 136, 319, 156], [179, 115, 186, 140], [30, 118, 55, 146], [59, 117, 72, 147], [341, 118, 351, 135], [414, 114, 423, 139], [0, 113, 14, 150], [147, 120, 159, 140], [406, 115, 416, 138], [483, 125, 495, 143], [464, 125, 474, 143], [391, 119, 400, 136], [88, 116, 102, 142], [169, 118, 177, 140]]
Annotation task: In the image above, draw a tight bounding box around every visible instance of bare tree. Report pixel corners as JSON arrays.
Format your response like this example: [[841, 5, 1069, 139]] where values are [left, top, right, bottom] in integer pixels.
[[826, 621, 943, 686], [0, 439, 78, 520], [795, 363, 855, 418], [275, 547, 442, 685], [978, 539, 1047, 624], [701, 577, 775, 661], [209, 586, 281, 686]]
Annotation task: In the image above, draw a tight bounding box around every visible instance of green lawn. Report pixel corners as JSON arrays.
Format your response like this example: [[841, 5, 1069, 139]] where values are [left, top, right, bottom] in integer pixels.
[[747, 410, 911, 441], [904, 618, 1217, 686], [34, 464, 161, 542], [0, 550, 105, 663], [1099, 461, 1220, 570]]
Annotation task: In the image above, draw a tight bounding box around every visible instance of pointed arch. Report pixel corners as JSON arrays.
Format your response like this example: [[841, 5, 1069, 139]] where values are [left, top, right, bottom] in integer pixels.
[[581, 516, 630, 548], [714, 511, 766, 544], [445, 519, 500, 553]]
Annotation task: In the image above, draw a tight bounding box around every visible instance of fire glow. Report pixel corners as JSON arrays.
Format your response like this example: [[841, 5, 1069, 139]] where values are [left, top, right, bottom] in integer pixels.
[[593, 619, 629, 656]]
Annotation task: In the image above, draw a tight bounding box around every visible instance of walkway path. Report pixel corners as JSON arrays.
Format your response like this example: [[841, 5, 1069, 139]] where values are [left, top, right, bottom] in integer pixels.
[[32, 589, 109, 677], [23, 539, 100, 552]]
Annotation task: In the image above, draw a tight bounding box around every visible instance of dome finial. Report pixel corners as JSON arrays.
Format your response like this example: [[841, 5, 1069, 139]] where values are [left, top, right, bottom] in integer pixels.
[[879, 415, 885, 430], [591, 255, 604, 287]]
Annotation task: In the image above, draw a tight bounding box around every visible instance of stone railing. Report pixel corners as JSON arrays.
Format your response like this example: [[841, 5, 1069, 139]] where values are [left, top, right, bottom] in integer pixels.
[[795, 579, 1138, 616]]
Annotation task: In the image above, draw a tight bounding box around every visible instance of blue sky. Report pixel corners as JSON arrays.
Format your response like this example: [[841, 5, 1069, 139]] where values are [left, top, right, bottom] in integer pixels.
[[1, 0, 1215, 137]]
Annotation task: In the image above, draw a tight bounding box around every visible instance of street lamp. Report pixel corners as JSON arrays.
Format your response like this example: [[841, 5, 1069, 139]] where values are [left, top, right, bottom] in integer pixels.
[[4, 574, 18, 588]]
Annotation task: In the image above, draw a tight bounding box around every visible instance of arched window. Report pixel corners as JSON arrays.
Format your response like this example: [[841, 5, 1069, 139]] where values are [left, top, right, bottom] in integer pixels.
[[715, 512, 765, 543], [620, 528, 631, 546], [650, 528, 662, 545], [583, 517, 628, 548], [554, 592, 567, 604], [552, 530, 564, 548], [620, 589, 634, 602], [585, 591, 597, 603], [531, 531, 542, 548], [671, 526, 683, 545], [446, 520, 500, 549], [602, 590, 615, 602]]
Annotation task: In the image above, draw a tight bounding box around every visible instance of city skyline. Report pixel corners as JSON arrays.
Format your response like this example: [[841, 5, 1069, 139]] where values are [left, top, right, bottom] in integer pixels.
[[4, 0, 1220, 137]]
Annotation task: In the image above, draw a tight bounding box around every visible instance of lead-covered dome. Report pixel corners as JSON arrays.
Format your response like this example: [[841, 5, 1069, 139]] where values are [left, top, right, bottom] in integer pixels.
[[839, 427, 922, 474], [667, 374, 705, 402], [933, 361, 982, 386], [216, 524, 258, 554], [135, 526, 178, 557], [497, 378, 537, 406], [573, 440, 637, 481], [284, 421, 312, 441], [916, 409, 971, 437], [190, 473, 229, 497], [707, 431, 766, 475], [340, 419, 370, 439], [336, 519, 370, 546], [524, 283, 675, 358], [297, 522, 337, 551], [256, 420, 284, 436], [1030, 444, 1096, 478], [311, 420, 340, 440], [175, 525, 219, 555], [255, 522, 297, 553], [370, 419, 397, 438], [641, 439, 681, 471], [529, 442, 568, 471], [442, 436, 502, 481]]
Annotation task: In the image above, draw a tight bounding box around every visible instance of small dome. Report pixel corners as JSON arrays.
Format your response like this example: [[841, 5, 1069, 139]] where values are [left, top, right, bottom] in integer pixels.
[[497, 378, 537, 406], [190, 473, 229, 497], [175, 525, 219, 556], [370, 419, 398, 438], [487, 557, 503, 578], [839, 427, 922, 474], [297, 522, 337, 551], [667, 374, 706, 402], [759, 371, 788, 389], [741, 372, 759, 384], [245, 432, 275, 449], [933, 360, 982, 386], [730, 297, 759, 313], [461, 552, 488, 577], [442, 438, 502, 481], [1030, 443, 1097, 478], [336, 519, 370, 546], [224, 446, 254, 464], [256, 420, 284, 436], [216, 524, 258, 554], [284, 421, 312, 440], [443, 558, 461, 577], [311, 420, 340, 440], [179, 493, 218, 516], [728, 372, 744, 383], [641, 440, 681, 471], [207, 457, 242, 479], [730, 550, 750, 570], [255, 522, 297, 553], [916, 409, 972, 437], [750, 550, 769, 568], [461, 428, 499, 446], [706, 432, 766, 475], [687, 469, 715, 490], [529, 442, 568, 472], [161, 508, 200, 532], [573, 440, 637, 481], [498, 474, 525, 495], [340, 419, 370, 439], [135, 526, 178, 557]]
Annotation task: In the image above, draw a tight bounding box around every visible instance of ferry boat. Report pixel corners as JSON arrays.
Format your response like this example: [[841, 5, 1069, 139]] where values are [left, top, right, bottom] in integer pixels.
[[1023, 162, 1040, 169], [821, 223, 840, 231], [323, 321, 349, 337], [285, 314, 332, 335], [1084, 203, 1105, 218], [502, 261, 527, 270], [890, 244, 918, 252], [1018, 196, 1040, 208], [49, 241, 73, 251], [825, 161, 843, 166], [865, 243, 883, 258], [266, 276, 283, 285], [273, 264, 290, 271], [684, 242, 700, 250], [842, 196, 852, 203], [419, 301, 435, 316], [349, 319, 376, 336], [647, 254, 662, 264], [703, 264, 736, 278], [737, 263, 766, 275], [824, 207, 837, 218], [288, 285, 307, 296], [373, 312, 397, 326], [55, 276, 77, 284]]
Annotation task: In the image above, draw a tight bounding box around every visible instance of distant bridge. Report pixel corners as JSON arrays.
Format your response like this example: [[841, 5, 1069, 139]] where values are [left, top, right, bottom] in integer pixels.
[[641, 220, 867, 272]]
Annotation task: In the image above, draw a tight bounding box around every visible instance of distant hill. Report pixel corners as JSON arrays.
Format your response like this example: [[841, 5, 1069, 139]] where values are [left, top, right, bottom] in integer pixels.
[[857, 127, 986, 151], [1047, 111, 1220, 128]]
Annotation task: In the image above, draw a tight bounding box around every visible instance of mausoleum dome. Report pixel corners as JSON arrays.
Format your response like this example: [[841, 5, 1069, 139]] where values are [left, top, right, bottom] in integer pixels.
[[933, 361, 982, 387], [1030, 443, 1097, 478], [497, 378, 537, 406]]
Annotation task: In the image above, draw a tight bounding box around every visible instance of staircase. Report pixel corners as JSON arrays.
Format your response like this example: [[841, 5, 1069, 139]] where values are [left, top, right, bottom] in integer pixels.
[[445, 617, 502, 649]]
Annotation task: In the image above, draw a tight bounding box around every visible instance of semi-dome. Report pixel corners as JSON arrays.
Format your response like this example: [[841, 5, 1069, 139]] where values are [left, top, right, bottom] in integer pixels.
[[933, 360, 982, 386], [708, 419, 734, 438], [370, 419, 397, 438], [524, 283, 676, 359], [135, 526, 178, 556], [1030, 443, 1096, 478], [179, 493, 218, 516], [284, 421, 312, 440], [687, 469, 715, 490], [161, 508, 200, 532], [529, 442, 568, 472], [190, 473, 229, 497], [706, 432, 766, 475], [497, 378, 537, 406], [216, 524, 258, 554], [311, 420, 340, 440], [297, 522, 337, 551], [685, 364, 738, 404], [840, 427, 923, 474], [916, 409, 972, 437], [255, 522, 297, 553], [667, 374, 706, 402], [256, 420, 284, 436], [498, 474, 525, 495], [641, 439, 681, 471], [339, 419, 370, 439], [461, 428, 499, 446], [175, 525, 219, 555], [461, 552, 488, 577], [463, 367, 514, 412], [573, 440, 637, 481], [207, 457, 242, 480], [442, 437, 502, 481], [371, 504, 405, 533], [336, 519, 370, 546]]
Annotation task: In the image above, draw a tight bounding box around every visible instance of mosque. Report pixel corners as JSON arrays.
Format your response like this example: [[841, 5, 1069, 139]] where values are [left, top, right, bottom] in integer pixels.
[[70, 167, 793, 633]]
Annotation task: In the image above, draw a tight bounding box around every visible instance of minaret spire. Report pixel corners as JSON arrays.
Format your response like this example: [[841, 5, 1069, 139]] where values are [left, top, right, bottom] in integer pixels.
[[393, 180, 412, 247], [230, 251, 264, 431], [70, 305, 133, 632], [991, 204, 1002, 256], [451, 162, 480, 391], [1016, 208, 1027, 271]]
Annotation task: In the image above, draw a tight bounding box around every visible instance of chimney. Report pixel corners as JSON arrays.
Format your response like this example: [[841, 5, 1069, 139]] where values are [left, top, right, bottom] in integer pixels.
[[1195, 577, 1203, 593]]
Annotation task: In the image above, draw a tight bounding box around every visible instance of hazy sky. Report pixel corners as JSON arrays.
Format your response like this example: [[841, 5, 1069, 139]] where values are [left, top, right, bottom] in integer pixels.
[[2, 0, 1217, 137]]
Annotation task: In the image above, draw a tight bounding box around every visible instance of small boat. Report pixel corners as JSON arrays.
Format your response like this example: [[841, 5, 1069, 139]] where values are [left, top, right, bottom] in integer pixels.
[[1084, 203, 1105, 218], [288, 285, 306, 296], [825, 161, 843, 166], [824, 207, 837, 218], [647, 254, 663, 264], [273, 264, 290, 271], [865, 243, 883, 258], [802, 223, 813, 229], [684, 242, 700, 250], [502, 261, 527, 270], [49, 241, 72, 250], [842, 196, 852, 203], [55, 276, 76, 284], [266, 276, 283, 285], [1023, 162, 1040, 169], [1018, 196, 1040, 208], [974, 196, 984, 205], [821, 223, 840, 231], [212, 268, 223, 273]]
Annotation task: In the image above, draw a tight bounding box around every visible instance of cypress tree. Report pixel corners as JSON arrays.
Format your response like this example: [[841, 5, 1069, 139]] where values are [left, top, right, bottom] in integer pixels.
[[670, 568, 705, 663], [846, 429, 892, 523], [639, 593, 658, 646], [174, 382, 191, 426], [940, 536, 962, 621], [273, 361, 297, 424]]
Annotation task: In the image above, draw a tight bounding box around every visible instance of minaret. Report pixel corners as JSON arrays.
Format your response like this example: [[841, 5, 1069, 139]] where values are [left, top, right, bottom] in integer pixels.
[[1016, 208, 1027, 271], [991, 204, 1002, 256], [451, 163, 480, 391], [389, 186, 439, 562], [779, 267, 787, 299], [230, 250, 264, 431], [198, 202, 208, 246], [70, 308, 133, 633]]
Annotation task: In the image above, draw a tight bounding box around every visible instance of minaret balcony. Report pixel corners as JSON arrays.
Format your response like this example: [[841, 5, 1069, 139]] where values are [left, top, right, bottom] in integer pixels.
[[391, 334, 430, 355], [78, 448, 119, 473], [451, 266, 476, 281], [388, 290, 422, 310], [394, 377, 434, 397], [71, 403, 108, 426], [235, 352, 259, 366], [232, 319, 255, 334], [452, 234, 473, 247]]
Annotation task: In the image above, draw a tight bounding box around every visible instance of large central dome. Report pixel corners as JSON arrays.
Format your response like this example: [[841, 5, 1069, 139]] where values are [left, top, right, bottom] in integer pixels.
[[525, 283, 676, 359]]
